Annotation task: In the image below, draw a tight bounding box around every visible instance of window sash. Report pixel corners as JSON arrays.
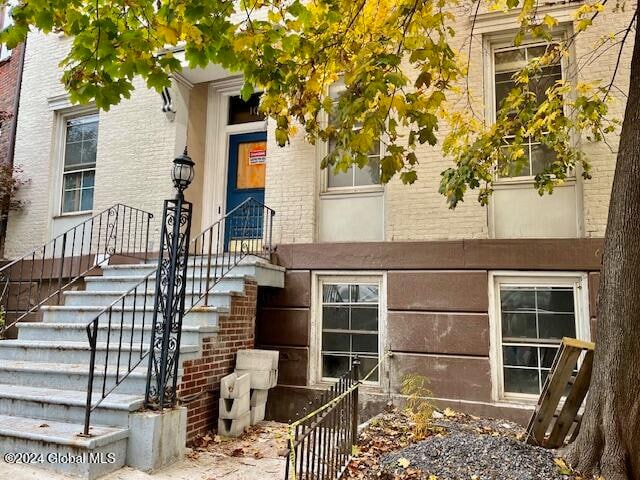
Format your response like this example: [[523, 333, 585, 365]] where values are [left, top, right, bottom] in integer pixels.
[[491, 40, 565, 180], [320, 281, 380, 381]]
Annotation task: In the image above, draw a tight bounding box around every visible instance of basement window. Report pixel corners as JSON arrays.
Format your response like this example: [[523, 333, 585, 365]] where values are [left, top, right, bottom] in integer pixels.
[[491, 273, 590, 400], [319, 278, 382, 383]]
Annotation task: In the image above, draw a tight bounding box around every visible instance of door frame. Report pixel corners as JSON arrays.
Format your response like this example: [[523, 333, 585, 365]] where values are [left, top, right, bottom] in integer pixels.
[[202, 77, 267, 232]]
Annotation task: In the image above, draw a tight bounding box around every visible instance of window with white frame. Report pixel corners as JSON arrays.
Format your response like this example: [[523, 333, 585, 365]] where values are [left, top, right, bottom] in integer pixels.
[[319, 279, 382, 382], [492, 39, 564, 179], [61, 114, 99, 213], [325, 82, 382, 190], [0, 0, 17, 61], [493, 274, 589, 398]]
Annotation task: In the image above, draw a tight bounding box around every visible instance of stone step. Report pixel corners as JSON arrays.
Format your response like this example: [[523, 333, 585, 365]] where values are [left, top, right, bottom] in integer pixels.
[[0, 360, 162, 395], [0, 339, 201, 365], [62, 290, 237, 308], [16, 322, 215, 347], [0, 384, 142, 428], [84, 275, 246, 294], [0, 414, 128, 479], [41, 305, 227, 327]]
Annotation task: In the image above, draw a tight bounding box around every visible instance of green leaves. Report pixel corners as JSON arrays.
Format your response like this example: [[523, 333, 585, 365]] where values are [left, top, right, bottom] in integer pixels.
[[5, 0, 613, 210]]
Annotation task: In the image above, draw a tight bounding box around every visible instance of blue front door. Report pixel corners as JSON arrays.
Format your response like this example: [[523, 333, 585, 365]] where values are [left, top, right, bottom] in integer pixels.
[[225, 132, 267, 249]]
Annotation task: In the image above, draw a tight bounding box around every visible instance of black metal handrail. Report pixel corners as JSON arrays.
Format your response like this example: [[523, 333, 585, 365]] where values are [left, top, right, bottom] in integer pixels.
[[82, 197, 275, 435], [0, 204, 153, 338], [285, 359, 361, 480], [185, 197, 275, 313]]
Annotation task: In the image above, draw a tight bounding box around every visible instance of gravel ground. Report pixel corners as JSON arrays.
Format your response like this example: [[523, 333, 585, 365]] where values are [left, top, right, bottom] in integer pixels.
[[382, 431, 569, 480]]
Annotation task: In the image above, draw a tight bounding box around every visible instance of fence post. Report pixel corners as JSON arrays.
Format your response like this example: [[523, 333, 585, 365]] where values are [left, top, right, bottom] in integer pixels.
[[351, 356, 360, 446]]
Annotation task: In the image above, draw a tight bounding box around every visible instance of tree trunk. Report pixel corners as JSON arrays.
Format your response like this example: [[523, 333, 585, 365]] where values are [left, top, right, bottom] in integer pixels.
[[565, 9, 640, 480]]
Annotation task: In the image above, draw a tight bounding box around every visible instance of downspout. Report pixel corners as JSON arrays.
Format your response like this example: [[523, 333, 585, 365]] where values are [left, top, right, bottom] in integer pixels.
[[0, 36, 26, 257]]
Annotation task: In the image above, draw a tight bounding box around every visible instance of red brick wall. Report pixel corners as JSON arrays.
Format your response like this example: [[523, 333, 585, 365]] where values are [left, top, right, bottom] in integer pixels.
[[0, 43, 23, 165], [179, 279, 258, 442]]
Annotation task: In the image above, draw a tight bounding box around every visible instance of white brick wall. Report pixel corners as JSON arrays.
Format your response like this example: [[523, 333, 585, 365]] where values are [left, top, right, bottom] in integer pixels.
[[5, 31, 186, 257], [5, 7, 634, 253]]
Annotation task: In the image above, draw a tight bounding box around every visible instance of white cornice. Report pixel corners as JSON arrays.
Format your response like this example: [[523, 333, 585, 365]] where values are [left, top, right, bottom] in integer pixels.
[[472, 1, 582, 33]]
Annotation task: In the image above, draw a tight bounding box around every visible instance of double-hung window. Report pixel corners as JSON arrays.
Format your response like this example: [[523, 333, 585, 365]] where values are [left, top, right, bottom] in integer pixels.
[[61, 114, 99, 214], [492, 40, 564, 179], [493, 274, 589, 399], [320, 279, 382, 382], [325, 83, 382, 191]]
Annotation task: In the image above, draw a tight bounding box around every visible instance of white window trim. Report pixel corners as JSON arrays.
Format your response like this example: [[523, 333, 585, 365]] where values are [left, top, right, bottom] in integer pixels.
[[52, 107, 99, 217], [488, 270, 591, 404], [483, 28, 575, 186], [310, 272, 387, 388]]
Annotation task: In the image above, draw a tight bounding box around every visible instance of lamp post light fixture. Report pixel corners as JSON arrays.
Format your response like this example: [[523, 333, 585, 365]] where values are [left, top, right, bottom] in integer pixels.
[[145, 148, 194, 410]]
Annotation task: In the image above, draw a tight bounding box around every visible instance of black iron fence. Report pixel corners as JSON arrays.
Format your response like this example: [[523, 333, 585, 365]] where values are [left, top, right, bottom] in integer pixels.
[[82, 197, 275, 434], [186, 197, 275, 312], [285, 359, 361, 480], [0, 204, 153, 338]]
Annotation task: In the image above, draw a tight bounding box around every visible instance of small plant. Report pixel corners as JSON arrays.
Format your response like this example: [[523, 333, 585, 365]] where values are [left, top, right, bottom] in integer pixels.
[[401, 373, 435, 441], [0, 164, 29, 220]]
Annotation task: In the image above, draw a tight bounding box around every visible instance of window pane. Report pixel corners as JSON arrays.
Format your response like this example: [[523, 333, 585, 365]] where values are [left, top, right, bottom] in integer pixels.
[[351, 306, 378, 331], [351, 284, 378, 303], [81, 120, 98, 140], [530, 66, 562, 104], [322, 332, 350, 352], [495, 49, 526, 73], [536, 287, 574, 313], [323, 306, 349, 329], [328, 165, 353, 188], [503, 346, 538, 367], [504, 367, 539, 394], [83, 170, 95, 188], [81, 139, 98, 167], [64, 142, 83, 168], [502, 312, 537, 339], [354, 158, 380, 186], [352, 334, 378, 354], [530, 143, 554, 176], [540, 347, 559, 369], [62, 189, 79, 213], [501, 288, 536, 311], [495, 77, 516, 110], [323, 284, 350, 303], [228, 93, 265, 125], [64, 172, 81, 190], [80, 188, 94, 211], [322, 355, 350, 379], [538, 313, 576, 339]]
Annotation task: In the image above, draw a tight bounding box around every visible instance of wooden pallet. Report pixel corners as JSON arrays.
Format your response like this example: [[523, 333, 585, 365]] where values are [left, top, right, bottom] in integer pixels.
[[525, 337, 595, 448]]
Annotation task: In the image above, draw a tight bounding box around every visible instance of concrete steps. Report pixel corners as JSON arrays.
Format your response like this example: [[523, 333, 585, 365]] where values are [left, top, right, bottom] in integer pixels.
[[0, 253, 285, 478], [0, 414, 128, 478]]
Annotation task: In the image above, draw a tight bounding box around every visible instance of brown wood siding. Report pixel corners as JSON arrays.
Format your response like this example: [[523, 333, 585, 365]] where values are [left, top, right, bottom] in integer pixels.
[[257, 308, 310, 347]]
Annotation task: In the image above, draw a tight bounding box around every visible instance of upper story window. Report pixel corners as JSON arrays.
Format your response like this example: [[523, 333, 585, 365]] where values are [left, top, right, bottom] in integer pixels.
[[325, 82, 382, 191], [492, 273, 589, 400], [0, 0, 17, 61], [492, 40, 564, 179], [61, 114, 99, 214]]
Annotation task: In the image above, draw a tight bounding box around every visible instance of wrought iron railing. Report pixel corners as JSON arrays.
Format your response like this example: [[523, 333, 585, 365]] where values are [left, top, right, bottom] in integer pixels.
[[0, 204, 153, 338], [82, 197, 275, 434], [285, 359, 361, 480], [185, 197, 275, 312]]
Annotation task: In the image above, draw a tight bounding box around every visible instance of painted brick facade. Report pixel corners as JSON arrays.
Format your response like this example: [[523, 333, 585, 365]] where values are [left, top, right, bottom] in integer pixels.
[[0, 43, 22, 165], [179, 279, 257, 442]]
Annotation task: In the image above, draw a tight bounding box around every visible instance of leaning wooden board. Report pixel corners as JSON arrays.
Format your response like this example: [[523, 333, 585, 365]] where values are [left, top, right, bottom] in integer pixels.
[[526, 337, 596, 448]]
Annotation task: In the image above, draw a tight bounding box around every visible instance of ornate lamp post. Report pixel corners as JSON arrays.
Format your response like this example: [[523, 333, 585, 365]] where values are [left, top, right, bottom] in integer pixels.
[[145, 148, 194, 409]]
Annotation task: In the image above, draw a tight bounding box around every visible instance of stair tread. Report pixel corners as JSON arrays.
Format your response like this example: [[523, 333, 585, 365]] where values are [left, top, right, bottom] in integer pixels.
[[17, 323, 216, 333], [0, 359, 150, 376], [84, 273, 251, 281], [41, 304, 230, 313], [0, 414, 128, 448], [0, 339, 202, 351], [0, 384, 143, 410]]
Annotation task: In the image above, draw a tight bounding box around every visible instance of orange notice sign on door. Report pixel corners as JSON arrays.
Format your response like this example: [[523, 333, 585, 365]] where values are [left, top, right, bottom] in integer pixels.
[[236, 141, 266, 189]]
